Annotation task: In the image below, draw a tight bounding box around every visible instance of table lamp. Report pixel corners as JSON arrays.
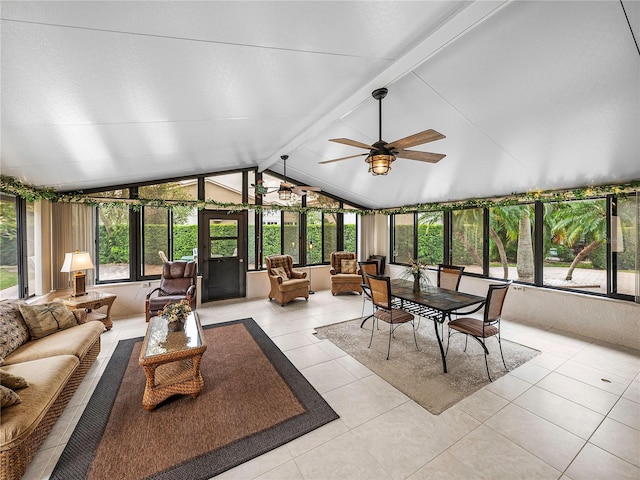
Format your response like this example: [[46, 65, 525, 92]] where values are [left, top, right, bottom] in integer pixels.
[[61, 251, 94, 296]]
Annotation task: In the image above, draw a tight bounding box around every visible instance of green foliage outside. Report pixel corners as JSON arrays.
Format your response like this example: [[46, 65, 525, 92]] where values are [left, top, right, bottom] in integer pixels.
[[0, 266, 18, 289]]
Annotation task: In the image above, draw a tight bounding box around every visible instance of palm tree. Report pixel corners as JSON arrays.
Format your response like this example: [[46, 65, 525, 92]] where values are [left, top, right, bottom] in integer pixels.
[[490, 205, 534, 281], [550, 200, 606, 280]]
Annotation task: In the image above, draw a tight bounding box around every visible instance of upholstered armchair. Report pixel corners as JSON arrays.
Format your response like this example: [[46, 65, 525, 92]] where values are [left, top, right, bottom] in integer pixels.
[[265, 255, 310, 306], [145, 260, 197, 321], [329, 251, 363, 295]]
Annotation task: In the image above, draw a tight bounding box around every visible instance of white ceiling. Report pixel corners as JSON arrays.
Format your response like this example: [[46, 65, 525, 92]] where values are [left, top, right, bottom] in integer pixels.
[[1, 1, 639, 209]]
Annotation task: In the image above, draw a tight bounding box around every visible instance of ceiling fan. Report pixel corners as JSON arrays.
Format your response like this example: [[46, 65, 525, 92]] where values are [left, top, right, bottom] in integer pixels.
[[319, 87, 446, 175], [254, 155, 321, 200]]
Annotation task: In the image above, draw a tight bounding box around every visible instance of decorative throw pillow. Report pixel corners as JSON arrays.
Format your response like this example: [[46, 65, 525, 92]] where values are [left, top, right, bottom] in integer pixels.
[[0, 369, 29, 390], [0, 300, 30, 358], [270, 267, 289, 282], [341, 259, 357, 274], [18, 302, 78, 340], [0, 384, 22, 408]]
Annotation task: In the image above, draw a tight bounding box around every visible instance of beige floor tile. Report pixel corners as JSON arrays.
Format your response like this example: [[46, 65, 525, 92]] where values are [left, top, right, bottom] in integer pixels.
[[294, 431, 391, 480], [285, 419, 349, 458], [322, 378, 408, 429], [255, 459, 304, 480], [301, 359, 358, 394], [529, 351, 568, 371], [565, 442, 640, 480], [513, 385, 604, 439], [284, 343, 333, 370], [485, 373, 531, 401], [508, 360, 551, 384], [590, 417, 640, 467], [352, 403, 444, 480], [447, 425, 561, 479], [407, 451, 483, 480], [555, 359, 631, 395], [623, 379, 640, 403], [537, 372, 619, 414], [334, 354, 374, 380], [456, 388, 509, 423], [485, 403, 585, 471], [608, 397, 640, 431], [271, 331, 317, 352]]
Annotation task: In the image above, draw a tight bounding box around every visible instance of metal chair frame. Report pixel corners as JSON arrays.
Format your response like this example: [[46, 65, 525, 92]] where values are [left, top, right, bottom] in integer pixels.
[[365, 272, 419, 360], [445, 283, 510, 381]]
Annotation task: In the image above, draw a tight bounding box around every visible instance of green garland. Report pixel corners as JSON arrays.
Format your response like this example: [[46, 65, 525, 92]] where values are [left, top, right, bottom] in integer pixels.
[[2, 174, 639, 215]]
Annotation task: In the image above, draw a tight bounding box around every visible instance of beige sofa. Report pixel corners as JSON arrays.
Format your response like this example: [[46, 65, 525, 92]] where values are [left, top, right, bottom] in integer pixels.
[[0, 300, 104, 480]]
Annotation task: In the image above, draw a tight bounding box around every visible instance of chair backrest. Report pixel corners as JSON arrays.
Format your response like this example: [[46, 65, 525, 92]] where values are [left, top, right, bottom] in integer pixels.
[[265, 255, 294, 277], [365, 273, 391, 310], [358, 261, 379, 287], [484, 283, 510, 323], [437, 264, 465, 291], [330, 251, 357, 274], [367, 255, 386, 275], [159, 261, 197, 296]]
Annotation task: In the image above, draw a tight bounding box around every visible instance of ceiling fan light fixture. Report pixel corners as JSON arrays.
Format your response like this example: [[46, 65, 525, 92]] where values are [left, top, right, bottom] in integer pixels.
[[367, 152, 394, 175], [278, 186, 292, 201]]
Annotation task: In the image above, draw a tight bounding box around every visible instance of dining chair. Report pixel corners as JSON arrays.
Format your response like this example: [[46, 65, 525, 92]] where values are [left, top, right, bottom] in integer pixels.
[[365, 272, 419, 360], [445, 283, 510, 381], [437, 264, 465, 291], [358, 260, 379, 327]]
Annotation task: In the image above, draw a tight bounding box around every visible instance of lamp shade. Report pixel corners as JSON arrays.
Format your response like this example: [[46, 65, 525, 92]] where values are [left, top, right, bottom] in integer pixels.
[[366, 153, 394, 175], [61, 251, 95, 273]]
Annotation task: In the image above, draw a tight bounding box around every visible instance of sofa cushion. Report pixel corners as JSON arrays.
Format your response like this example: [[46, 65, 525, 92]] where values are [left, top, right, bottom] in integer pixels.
[[341, 259, 357, 274], [0, 384, 22, 408], [0, 355, 78, 448], [0, 300, 30, 358], [3, 321, 104, 366], [18, 302, 78, 340], [1, 368, 29, 390], [270, 267, 289, 282]]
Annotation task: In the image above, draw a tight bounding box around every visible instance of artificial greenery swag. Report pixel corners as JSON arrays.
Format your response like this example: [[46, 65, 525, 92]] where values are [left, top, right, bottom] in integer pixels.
[[1, 174, 638, 216]]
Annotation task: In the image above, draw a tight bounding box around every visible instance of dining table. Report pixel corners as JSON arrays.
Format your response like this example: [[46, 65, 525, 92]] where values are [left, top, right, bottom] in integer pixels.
[[389, 278, 486, 373]]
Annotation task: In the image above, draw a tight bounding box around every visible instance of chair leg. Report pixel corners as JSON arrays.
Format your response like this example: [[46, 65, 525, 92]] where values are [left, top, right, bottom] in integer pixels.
[[386, 321, 393, 360], [368, 315, 376, 349], [498, 332, 508, 371], [483, 341, 493, 382], [412, 320, 420, 352]]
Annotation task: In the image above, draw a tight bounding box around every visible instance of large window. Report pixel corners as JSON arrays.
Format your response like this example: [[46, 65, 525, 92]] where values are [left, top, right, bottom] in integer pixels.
[[0, 195, 19, 299], [391, 195, 639, 301], [614, 195, 638, 297], [452, 208, 484, 274], [392, 213, 414, 264], [96, 190, 130, 282], [543, 199, 607, 293], [418, 211, 443, 267], [489, 205, 534, 281]]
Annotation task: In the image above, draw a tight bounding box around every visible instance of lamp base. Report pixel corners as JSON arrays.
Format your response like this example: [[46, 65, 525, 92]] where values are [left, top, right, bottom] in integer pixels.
[[72, 272, 87, 297]]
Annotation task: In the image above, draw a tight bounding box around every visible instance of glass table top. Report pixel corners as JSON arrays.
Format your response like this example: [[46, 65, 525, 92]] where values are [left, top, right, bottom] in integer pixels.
[[143, 312, 202, 359]]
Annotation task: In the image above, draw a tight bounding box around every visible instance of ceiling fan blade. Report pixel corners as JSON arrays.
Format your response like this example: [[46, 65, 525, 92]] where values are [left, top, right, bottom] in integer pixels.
[[395, 149, 446, 163], [293, 186, 321, 196], [319, 153, 368, 164], [329, 138, 374, 150], [386, 129, 445, 151]]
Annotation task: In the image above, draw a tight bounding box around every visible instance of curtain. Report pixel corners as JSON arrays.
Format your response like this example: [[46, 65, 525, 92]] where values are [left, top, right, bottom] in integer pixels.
[[52, 203, 96, 290]]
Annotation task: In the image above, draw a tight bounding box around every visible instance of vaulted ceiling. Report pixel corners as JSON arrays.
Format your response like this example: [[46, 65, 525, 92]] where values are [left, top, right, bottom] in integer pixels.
[[1, 1, 639, 209]]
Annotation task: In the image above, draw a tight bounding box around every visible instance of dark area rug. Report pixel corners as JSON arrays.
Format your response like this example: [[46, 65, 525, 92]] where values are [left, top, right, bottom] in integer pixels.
[[52, 318, 338, 480], [315, 318, 539, 415]]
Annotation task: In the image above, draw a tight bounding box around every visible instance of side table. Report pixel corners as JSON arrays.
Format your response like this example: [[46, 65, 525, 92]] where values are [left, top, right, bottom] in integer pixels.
[[60, 291, 117, 330]]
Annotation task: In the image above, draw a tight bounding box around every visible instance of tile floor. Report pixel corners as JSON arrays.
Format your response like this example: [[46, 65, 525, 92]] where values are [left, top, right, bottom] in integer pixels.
[[23, 291, 640, 480]]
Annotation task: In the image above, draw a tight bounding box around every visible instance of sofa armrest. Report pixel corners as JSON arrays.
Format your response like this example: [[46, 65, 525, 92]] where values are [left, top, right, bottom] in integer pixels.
[[72, 308, 88, 324]]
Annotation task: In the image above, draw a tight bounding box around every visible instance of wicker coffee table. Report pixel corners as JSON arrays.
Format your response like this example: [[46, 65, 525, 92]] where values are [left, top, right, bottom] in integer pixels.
[[138, 311, 207, 411]]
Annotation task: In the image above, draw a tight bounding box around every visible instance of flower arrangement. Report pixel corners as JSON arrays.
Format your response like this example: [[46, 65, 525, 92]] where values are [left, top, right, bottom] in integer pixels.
[[159, 300, 192, 324], [400, 258, 432, 292]]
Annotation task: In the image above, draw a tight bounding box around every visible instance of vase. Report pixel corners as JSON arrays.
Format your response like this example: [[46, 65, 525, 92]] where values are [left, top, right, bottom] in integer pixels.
[[167, 320, 184, 332], [413, 276, 421, 293]]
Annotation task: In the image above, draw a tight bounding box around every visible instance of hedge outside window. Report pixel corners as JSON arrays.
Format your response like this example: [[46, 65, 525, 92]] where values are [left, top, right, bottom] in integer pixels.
[[614, 195, 638, 297], [417, 211, 443, 267], [392, 213, 414, 264], [452, 208, 483, 275], [96, 189, 130, 282]]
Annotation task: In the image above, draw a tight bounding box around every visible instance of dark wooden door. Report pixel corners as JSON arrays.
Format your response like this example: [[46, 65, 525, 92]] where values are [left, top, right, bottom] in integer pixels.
[[199, 211, 247, 301]]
